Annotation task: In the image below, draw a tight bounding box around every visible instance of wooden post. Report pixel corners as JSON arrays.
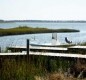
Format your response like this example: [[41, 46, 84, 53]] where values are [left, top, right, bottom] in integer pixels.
[[26, 39, 29, 79], [27, 39, 29, 56]]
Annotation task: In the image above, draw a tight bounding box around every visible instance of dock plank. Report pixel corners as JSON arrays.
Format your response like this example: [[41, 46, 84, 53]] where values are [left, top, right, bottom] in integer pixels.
[[0, 52, 86, 58]]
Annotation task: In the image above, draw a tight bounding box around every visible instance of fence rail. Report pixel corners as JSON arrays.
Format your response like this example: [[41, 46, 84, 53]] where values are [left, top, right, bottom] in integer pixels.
[[0, 52, 86, 58]]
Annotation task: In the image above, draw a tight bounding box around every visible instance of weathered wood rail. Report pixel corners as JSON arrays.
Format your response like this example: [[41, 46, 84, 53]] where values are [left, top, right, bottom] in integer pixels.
[[0, 52, 86, 58], [7, 45, 68, 53], [7, 45, 86, 53]]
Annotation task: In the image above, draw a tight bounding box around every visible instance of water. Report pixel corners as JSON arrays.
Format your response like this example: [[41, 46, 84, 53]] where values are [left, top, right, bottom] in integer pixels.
[[0, 22, 86, 51]]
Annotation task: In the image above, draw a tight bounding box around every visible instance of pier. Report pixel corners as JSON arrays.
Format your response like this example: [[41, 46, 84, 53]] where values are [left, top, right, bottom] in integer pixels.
[[0, 52, 86, 58], [3, 45, 86, 59]]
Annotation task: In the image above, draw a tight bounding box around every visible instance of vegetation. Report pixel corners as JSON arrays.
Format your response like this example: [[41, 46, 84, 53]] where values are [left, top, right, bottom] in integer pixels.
[[0, 56, 69, 80], [0, 20, 4, 23], [2, 20, 86, 23], [0, 26, 79, 36], [0, 55, 85, 80], [78, 42, 86, 46]]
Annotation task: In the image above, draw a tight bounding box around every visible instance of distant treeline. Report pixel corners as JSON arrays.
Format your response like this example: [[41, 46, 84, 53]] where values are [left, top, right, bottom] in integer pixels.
[[0, 20, 4, 22], [1, 20, 86, 23]]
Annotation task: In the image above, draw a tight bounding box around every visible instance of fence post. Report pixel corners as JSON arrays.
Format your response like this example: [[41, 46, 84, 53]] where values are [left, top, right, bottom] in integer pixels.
[[26, 39, 30, 79], [27, 39, 29, 56]]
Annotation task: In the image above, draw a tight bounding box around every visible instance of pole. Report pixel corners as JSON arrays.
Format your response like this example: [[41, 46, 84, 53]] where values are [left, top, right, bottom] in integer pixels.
[[27, 39, 29, 56], [26, 39, 29, 79]]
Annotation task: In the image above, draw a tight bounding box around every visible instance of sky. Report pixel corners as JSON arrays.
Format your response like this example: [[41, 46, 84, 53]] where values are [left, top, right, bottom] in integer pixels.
[[0, 0, 86, 20]]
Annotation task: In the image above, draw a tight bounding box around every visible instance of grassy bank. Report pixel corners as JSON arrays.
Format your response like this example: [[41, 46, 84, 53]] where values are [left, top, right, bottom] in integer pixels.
[[0, 56, 72, 80], [0, 55, 85, 80], [0, 26, 79, 36]]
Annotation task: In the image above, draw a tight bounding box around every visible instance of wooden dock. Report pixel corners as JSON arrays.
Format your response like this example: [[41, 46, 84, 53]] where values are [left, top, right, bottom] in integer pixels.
[[8, 45, 86, 53], [0, 52, 86, 58], [4, 45, 86, 58], [8, 45, 68, 53], [68, 46, 86, 53]]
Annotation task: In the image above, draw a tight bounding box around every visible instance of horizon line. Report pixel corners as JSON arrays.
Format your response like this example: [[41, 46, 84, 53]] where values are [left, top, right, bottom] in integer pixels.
[[1, 19, 86, 21]]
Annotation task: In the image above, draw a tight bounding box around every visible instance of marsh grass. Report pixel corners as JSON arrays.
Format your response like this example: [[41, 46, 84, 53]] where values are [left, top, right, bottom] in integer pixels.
[[0, 55, 75, 80], [0, 26, 79, 36], [79, 42, 86, 46]]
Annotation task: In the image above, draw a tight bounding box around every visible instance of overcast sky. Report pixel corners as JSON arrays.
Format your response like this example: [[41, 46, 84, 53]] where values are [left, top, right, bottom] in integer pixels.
[[0, 0, 86, 20]]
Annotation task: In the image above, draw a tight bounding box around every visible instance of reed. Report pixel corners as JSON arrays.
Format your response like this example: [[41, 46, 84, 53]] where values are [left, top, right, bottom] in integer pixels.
[[0, 55, 76, 80], [0, 26, 79, 36]]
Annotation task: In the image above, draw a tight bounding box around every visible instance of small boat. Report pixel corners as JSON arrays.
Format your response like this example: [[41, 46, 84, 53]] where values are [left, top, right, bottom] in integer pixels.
[[30, 33, 61, 47]]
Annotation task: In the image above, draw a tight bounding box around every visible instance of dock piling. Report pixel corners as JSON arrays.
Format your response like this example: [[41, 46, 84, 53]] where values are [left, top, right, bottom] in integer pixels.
[[27, 39, 29, 56]]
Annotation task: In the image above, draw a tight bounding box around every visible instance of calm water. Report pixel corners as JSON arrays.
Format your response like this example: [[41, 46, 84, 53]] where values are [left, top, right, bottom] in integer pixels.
[[0, 22, 86, 51]]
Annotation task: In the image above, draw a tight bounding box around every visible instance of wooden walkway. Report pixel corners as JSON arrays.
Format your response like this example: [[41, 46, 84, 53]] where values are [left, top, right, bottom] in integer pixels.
[[0, 51, 86, 58], [8, 45, 67, 50], [8, 45, 68, 53], [8, 45, 86, 53], [5, 45, 86, 58]]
